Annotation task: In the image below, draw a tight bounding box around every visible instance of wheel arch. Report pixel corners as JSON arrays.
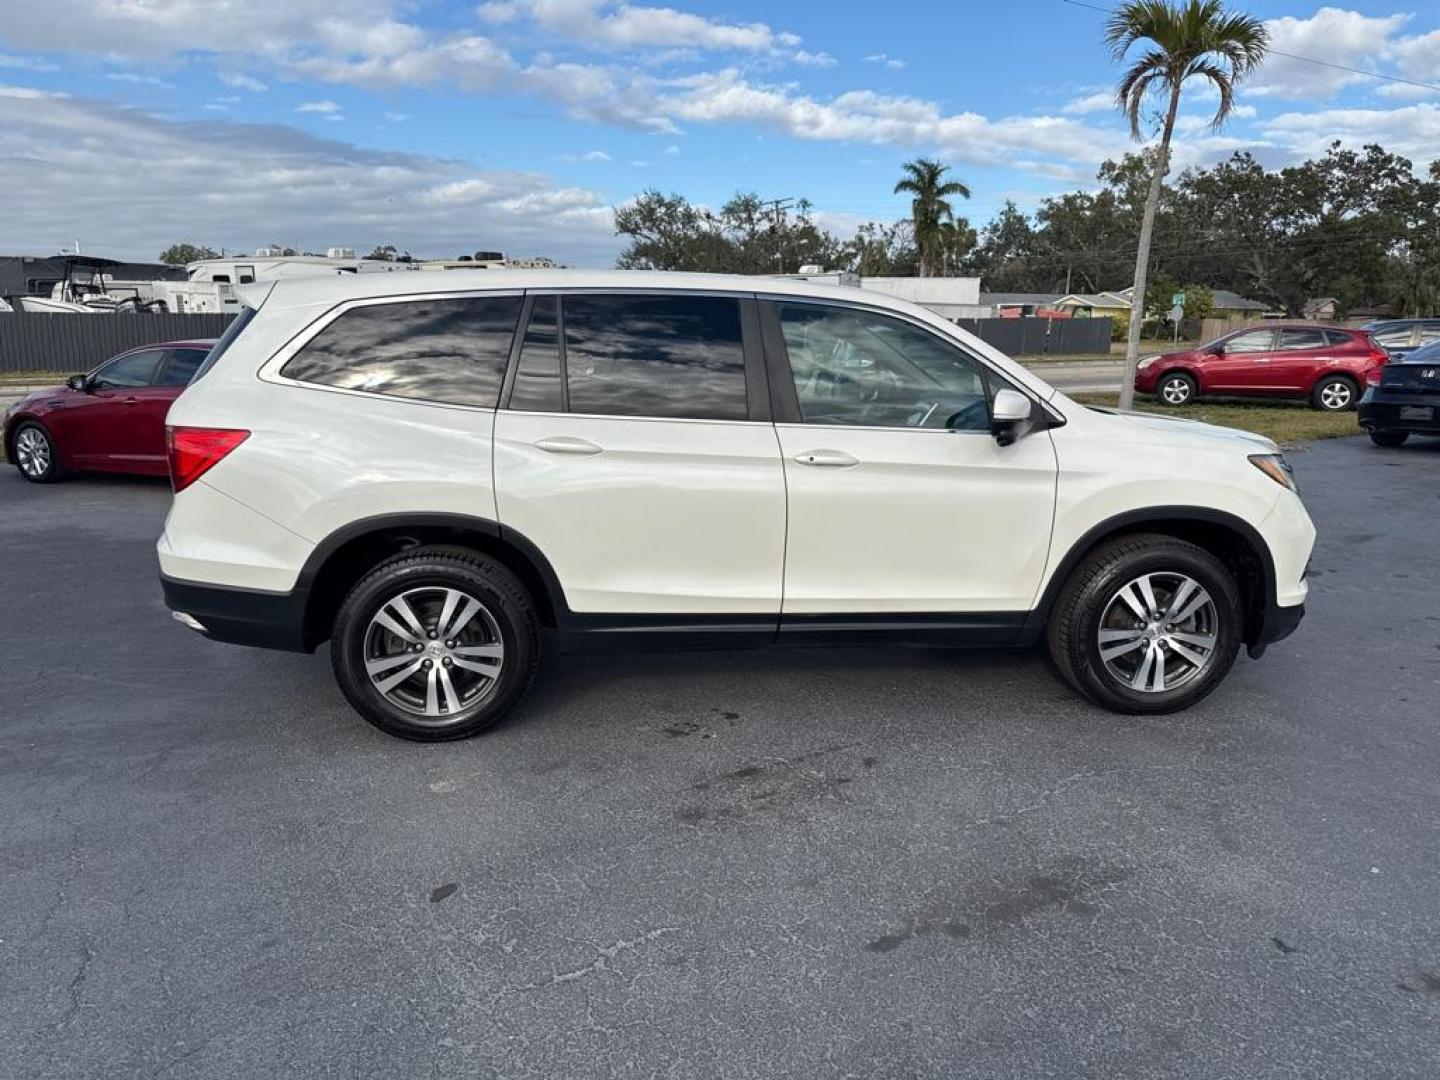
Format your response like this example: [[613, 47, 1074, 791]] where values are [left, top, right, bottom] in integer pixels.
[[1157, 367, 1200, 393], [297, 513, 568, 650], [1031, 507, 1276, 645]]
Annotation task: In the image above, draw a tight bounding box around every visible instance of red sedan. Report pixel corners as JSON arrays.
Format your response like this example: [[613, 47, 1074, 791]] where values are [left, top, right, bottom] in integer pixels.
[[3, 340, 215, 483], [1133, 324, 1387, 411]]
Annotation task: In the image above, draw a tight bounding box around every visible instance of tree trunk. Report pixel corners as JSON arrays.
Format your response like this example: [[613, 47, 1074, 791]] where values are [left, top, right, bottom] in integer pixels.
[[1118, 81, 1183, 410]]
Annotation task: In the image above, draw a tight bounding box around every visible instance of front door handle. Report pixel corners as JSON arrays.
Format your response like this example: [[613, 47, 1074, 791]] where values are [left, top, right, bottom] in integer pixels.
[[122, 396, 139, 404], [533, 436, 602, 455], [793, 449, 859, 468]]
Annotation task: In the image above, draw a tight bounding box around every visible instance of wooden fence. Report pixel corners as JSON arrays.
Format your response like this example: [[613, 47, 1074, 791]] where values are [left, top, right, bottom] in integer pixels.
[[0, 312, 234, 373]]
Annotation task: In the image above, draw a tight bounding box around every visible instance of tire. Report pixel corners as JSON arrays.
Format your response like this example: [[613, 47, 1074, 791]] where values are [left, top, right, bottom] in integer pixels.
[[1155, 372, 1197, 407], [1369, 429, 1409, 448], [1311, 375, 1357, 412], [330, 545, 541, 741], [10, 422, 65, 483], [1046, 533, 1243, 715]]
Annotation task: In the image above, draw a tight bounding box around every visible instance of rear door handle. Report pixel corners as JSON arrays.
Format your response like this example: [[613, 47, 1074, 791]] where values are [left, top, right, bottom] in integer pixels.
[[122, 396, 138, 404], [793, 449, 859, 468], [533, 436, 602, 455]]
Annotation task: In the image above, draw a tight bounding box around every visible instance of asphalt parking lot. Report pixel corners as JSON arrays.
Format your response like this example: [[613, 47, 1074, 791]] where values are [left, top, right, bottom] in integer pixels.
[[2, 436, 1438, 1079]]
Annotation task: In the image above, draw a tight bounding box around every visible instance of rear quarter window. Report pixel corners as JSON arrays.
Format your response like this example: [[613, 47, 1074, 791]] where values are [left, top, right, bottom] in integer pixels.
[[281, 295, 523, 408]]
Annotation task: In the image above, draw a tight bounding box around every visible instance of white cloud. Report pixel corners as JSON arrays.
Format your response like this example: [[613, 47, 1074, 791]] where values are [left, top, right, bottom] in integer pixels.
[[219, 72, 268, 92], [863, 53, 905, 70], [663, 143, 679, 155], [296, 100, 342, 114], [0, 85, 618, 264], [0, 53, 58, 72], [488, 1, 801, 54], [384, 110, 410, 122], [1260, 102, 1440, 164], [792, 50, 836, 68], [581, 149, 611, 162], [104, 72, 175, 88], [1251, 8, 1409, 99], [1060, 91, 1114, 116]]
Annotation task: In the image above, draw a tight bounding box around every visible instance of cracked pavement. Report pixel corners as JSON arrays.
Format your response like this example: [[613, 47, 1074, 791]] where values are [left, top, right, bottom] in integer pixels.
[[2, 437, 1438, 1078]]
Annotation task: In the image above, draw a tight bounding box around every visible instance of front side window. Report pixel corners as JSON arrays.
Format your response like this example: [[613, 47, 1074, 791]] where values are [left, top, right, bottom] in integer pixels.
[[1278, 329, 1327, 351], [92, 349, 163, 389], [1224, 330, 1275, 353], [560, 294, 748, 421], [778, 302, 991, 430], [281, 294, 522, 407]]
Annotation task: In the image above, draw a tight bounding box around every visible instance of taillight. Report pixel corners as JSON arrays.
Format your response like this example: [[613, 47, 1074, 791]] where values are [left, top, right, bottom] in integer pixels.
[[1365, 366, 1382, 386], [166, 426, 249, 492]]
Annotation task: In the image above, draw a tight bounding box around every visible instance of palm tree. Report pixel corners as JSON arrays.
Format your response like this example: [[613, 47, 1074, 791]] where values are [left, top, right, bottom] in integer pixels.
[[1107, 0, 1268, 408], [894, 158, 971, 277]]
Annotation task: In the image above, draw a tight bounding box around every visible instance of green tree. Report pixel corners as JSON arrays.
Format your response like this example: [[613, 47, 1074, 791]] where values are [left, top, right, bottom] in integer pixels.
[[365, 245, 398, 261], [159, 243, 219, 265], [893, 158, 971, 278], [1107, 0, 1268, 408], [1181, 284, 1213, 321]]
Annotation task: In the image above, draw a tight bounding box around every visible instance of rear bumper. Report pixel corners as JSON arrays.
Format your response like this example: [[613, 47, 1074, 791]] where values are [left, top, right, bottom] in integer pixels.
[[1358, 391, 1440, 433], [161, 574, 310, 652]]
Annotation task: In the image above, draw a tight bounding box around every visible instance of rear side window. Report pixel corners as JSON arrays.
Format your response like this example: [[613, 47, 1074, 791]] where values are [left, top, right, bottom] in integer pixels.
[[1323, 330, 1352, 346], [561, 294, 747, 420], [1278, 329, 1327, 350], [509, 295, 563, 412], [156, 348, 209, 387], [282, 295, 522, 407]]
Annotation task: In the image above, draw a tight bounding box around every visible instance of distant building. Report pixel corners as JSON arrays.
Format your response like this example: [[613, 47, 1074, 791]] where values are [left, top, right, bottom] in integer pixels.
[[1304, 297, 1339, 321], [783, 271, 986, 319]]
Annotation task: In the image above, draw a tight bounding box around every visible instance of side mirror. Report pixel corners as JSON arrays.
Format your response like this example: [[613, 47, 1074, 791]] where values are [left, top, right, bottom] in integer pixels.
[[991, 388, 1034, 447], [1209, 343, 1225, 355], [66, 374, 89, 392]]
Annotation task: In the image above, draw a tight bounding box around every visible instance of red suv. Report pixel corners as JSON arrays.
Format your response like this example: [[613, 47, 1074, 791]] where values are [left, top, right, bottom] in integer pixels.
[[1134, 324, 1387, 411], [3, 340, 215, 483]]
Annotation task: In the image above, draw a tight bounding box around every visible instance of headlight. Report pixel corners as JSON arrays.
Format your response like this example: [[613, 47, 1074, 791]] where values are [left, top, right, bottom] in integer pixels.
[[1136, 355, 1158, 370], [1249, 453, 1296, 492]]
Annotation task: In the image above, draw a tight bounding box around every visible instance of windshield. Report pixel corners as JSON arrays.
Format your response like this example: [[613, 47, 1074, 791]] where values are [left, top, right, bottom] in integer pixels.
[[190, 306, 257, 382]]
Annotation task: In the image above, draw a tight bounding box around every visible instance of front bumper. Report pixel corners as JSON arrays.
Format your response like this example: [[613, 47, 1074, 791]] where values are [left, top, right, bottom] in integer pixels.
[[1358, 390, 1440, 434], [161, 574, 310, 652]]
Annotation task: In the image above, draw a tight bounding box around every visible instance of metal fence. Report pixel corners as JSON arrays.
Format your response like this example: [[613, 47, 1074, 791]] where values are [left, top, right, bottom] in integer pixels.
[[0, 313, 234, 373], [953, 317, 1113, 357]]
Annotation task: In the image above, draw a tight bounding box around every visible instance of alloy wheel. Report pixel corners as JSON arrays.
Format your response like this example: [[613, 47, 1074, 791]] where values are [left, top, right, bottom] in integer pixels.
[[1097, 571, 1218, 693], [1161, 377, 1192, 405], [14, 427, 52, 479], [363, 586, 505, 724], [1318, 381, 1352, 410]]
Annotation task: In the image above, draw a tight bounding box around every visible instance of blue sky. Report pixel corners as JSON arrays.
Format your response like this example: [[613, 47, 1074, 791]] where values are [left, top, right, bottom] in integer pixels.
[[1, 1, 1437, 265]]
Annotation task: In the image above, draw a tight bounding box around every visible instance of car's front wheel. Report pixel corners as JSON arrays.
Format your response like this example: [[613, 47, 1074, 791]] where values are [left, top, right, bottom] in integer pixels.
[[1311, 375, 1357, 412], [1156, 372, 1197, 406], [1368, 429, 1409, 448], [331, 546, 540, 741], [1047, 534, 1243, 714], [10, 422, 65, 483]]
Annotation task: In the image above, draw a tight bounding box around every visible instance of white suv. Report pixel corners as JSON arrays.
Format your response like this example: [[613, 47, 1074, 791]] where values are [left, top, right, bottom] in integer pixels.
[[159, 272, 1314, 741]]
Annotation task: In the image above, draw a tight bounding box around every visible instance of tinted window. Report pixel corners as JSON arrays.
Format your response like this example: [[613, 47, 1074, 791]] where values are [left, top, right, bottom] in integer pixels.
[[561, 294, 747, 420], [508, 295, 563, 412], [156, 348, 209, 387], [281, 295, 522, 407], [1323, 330, 1352, 346], [1371, 326, 1412, 347], [1417, 325, 1440, 345], [778, 302, 991, 430], [1278, 329, 1327, 351], [1225, 330, 1274, 353], [93, 349, 162, 389], [192, 307, 255, 382]]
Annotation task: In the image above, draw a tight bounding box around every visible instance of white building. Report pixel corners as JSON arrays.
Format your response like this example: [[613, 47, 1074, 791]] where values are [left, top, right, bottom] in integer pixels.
[[779, 270, 986, 320]]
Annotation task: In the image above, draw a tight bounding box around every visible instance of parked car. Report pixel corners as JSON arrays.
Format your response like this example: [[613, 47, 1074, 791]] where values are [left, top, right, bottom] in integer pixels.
[[1358, 338, 1440, 447], [1134, 324, 1388, 411], [4, 340, 215, 482], [159, 272, 1314, 740], [1361, 318, 1440, 362]]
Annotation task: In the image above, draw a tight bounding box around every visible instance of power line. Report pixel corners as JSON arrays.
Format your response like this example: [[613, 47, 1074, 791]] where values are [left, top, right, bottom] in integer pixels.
[[1059, 0, 1440, 96]]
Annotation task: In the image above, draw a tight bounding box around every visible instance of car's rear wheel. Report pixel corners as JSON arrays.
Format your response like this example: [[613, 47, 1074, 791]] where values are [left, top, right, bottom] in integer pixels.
[[1156, 372, 1197, 406], [1368, 429, 1409, 448], [10, 422, 65, 483], [331, 546, 540, 741], [1311, 375, 1357, 412], [1047, 534, 1243, 715]]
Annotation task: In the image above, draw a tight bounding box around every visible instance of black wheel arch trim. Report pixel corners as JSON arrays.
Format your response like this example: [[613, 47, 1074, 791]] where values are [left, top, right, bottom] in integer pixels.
[[1026, 505, 1285, 646]]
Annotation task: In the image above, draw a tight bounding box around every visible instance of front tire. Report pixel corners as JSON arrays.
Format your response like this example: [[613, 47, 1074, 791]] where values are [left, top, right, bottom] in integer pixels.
[[331, 546, 541, 741], [10, 422, 65, 483], [1369, 429, 1409, 448], [1155, 372, 1197, 407], [1047, 534, 1243, 715], [1311, 375, 1357, 412]]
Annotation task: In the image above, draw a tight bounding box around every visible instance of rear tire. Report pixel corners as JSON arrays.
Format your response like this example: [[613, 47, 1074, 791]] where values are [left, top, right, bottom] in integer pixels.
[[1155, 372, 1197, 407], [1311, 375, 1357, 412], [10, 422, 65, 483], [1368, 429, 1409, 448], [331, 545, 541, 741], [1047, 534, 1243, 715]]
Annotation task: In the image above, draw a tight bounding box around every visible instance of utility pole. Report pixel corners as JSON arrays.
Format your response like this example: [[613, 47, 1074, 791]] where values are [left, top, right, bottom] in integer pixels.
[[763, 197, 794, 272]]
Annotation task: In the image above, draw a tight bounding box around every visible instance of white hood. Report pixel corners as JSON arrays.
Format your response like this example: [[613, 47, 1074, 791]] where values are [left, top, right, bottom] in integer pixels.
[[1080, 403, 1280, 453]]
